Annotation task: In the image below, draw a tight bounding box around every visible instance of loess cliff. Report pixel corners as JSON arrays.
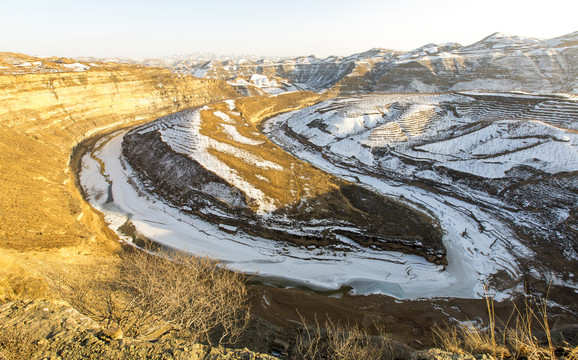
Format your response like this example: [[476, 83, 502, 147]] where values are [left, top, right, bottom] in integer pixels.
[[151, 32, 578, 95], [0, 53, 238, 251]]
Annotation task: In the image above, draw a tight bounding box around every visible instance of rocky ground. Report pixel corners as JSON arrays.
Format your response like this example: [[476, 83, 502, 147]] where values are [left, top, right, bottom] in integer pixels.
[[0, 299, 279, 360], [0, 299, 510, 360]]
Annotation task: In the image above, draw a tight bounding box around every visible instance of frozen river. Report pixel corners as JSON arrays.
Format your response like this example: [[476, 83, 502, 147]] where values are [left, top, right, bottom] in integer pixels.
[[79, 109, 525, 300]]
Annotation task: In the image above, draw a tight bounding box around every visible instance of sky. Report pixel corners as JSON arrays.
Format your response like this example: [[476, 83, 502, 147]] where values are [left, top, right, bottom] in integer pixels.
[[2, 0, 577, 59]]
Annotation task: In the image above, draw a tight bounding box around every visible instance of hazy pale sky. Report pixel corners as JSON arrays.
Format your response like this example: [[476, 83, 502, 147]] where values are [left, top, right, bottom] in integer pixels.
[[2, 0, 577, 58]]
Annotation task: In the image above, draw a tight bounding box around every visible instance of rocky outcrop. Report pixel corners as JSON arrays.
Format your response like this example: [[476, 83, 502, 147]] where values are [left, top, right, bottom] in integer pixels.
[[0, 299, 279, 360], [0, 54, 238, 250]]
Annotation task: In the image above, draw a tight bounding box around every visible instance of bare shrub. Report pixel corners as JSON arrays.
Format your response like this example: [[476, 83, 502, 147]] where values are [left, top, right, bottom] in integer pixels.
[[294, 314, 324, 359], [50, 247, 250, 345], [433, 286, 578, 359], [118, 248, 250, 345], [294, 313, 394, 360], [48, 261, 123, 329]]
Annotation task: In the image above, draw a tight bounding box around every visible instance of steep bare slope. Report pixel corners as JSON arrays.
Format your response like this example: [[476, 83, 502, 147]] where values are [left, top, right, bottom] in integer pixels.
[[152, 32, 578, 95], [0, 54, 238, 250]]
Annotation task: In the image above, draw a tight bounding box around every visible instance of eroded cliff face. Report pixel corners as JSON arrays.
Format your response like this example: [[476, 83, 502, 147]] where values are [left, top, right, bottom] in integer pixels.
[[335, 33, 577, 94], [0, 58, 238, 250]]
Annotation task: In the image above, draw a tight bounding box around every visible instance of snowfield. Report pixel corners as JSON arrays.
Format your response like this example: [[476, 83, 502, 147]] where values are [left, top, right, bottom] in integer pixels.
[[263, 92, 578, 294], [278, 93, 578, 179]]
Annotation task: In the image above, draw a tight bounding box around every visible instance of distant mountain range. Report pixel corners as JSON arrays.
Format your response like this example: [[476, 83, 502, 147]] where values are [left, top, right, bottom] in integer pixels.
[[86, 32, 576, 95]]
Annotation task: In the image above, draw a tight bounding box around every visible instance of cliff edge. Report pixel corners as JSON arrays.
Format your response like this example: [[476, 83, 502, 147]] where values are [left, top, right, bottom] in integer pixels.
[[0, 53, 238, 251]]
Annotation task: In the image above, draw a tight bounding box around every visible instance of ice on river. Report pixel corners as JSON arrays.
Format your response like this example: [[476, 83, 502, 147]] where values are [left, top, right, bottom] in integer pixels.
[[80, 125, 522, 300]]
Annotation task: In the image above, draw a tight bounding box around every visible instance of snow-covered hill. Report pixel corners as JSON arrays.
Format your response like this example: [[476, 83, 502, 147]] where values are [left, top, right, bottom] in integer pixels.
[[121, 32, 578, 94], [263, 91, 578, 290]]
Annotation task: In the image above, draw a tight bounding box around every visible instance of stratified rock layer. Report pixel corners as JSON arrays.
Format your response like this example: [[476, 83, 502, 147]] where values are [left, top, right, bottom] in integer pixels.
[[158, 32, 578, 94], [0, 55, 238, 249]]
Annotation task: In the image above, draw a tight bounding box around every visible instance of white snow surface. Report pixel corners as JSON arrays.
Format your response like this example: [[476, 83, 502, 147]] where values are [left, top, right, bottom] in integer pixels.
[[81, 124, 526, 299], [78, 92, 578, 300], [63, 62, 90, 71], [250, 74, 278, 87], [220, 123, 265, 145], [281, 94, 578, 178], [151, 109, 277, 213], [263, 109, 534, 300], [409, 120, 578, 178]]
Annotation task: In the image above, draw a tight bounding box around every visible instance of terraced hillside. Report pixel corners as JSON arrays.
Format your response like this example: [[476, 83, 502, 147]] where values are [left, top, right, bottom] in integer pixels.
[[263, 92, 578, 292], [142, 32, 578, 95]]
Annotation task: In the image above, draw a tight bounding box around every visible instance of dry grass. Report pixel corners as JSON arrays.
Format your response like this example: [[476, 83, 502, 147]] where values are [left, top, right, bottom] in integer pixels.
[[433, 287, 578, 359], [0, 325, 35, 360], [50, 247, 250, 346], [234, 91, 323, 125], [294, 314, 396, 360], [198, 100, 338, 211]]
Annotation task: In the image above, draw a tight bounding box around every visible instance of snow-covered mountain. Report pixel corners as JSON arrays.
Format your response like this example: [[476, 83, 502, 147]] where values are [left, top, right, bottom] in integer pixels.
[[120, 97, 446, 265], [129, 31, 577, 94]]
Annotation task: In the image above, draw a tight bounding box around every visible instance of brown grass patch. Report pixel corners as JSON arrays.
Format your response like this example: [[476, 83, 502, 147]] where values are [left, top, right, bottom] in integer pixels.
[[433, 287, 578, 359], [234, 91, 324, 125], [198, 97, 338, 211], [50, 247, 250, 346], [294, 314, 402, 360]]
